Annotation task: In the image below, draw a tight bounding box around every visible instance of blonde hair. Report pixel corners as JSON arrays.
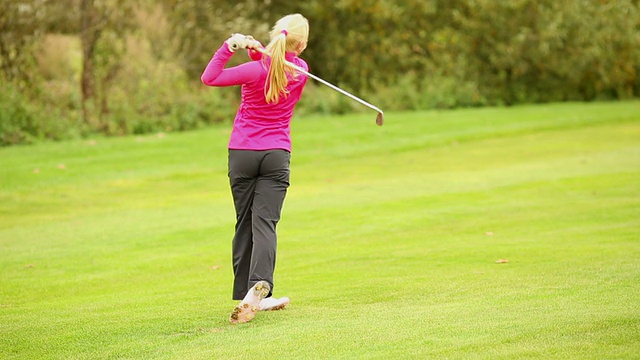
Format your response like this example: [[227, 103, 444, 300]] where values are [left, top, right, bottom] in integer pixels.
[[264, 14, 309, 104]]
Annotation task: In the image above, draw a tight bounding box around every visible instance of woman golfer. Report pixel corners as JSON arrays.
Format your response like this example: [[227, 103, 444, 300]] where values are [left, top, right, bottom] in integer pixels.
[[201, 14, 309, 324]]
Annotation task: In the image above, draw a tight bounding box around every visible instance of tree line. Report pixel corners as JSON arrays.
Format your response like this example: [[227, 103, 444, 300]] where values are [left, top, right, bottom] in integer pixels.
[[1, 0, 639, 145]]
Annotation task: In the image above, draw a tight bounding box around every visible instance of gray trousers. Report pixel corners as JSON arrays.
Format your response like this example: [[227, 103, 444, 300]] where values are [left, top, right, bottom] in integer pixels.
[[228, 149, 290, 300]]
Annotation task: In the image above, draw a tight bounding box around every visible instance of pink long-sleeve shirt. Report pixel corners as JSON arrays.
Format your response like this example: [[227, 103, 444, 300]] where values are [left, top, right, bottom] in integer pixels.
[[201, 43, 309, 152]]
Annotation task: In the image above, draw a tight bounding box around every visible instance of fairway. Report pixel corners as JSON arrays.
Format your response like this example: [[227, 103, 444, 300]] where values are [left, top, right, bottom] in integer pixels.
[[1, 101, 639, 359]]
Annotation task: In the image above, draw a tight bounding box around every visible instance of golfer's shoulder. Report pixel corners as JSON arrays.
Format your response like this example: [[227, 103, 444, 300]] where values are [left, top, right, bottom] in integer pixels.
[[295, 57, 309, 72]]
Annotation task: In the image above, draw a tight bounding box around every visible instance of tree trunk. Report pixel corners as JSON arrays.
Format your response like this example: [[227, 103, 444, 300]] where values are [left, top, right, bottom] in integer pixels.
[[80, 0, 100, 129]]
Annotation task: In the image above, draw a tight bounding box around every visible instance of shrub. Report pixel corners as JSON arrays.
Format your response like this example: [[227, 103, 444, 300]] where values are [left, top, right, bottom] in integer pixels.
[[295, 82, 361, 116], [0, 84, 40, 146], [0, 82, 79, 146]]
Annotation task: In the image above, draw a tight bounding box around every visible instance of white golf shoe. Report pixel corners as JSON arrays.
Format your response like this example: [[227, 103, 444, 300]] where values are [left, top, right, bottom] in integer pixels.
[[259, 296, 290, 311], [229, 281, 270, 324]]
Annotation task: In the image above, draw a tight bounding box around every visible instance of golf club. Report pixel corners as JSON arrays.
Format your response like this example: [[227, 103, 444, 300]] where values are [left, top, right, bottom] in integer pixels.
[[229, 35, 384, 126]]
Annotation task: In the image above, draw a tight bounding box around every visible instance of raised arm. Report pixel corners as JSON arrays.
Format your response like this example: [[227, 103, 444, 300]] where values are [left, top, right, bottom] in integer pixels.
[[201, 42, 263, 87]]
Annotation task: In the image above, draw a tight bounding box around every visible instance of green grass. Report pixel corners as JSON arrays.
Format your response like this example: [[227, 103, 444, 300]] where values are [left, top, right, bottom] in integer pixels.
[[1, 101, 639, 359]]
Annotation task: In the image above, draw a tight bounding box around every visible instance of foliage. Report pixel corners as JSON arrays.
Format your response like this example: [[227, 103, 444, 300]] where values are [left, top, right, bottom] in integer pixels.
[[0, 0, 45, 87], [449, 0, 640, 104], [87, 11, 238, 136], [0, 0, 639, 145], [0, 83, 39, 145], [162, 0, 268, 79], [254, 0, 640, 101], [0, 82, 76, 145]]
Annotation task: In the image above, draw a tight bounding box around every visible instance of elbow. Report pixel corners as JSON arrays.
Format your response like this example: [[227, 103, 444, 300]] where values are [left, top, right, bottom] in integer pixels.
[[201, 69, 216, 85], [201, 74, 210, 86]]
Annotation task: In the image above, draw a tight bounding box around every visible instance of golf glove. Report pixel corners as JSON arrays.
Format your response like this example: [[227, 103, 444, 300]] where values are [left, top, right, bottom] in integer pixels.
[[226, 33, 261, 52]]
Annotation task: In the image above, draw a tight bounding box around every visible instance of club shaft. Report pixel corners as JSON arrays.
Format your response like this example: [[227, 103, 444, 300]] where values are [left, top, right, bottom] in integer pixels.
[[254, 47, 383, 115]]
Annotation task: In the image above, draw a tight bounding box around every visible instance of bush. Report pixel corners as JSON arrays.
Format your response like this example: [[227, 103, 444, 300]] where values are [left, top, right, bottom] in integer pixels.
[[362, 72, 487, 113], [0, 83, 79, 146], [0, 84, 40, 146], [295, 82, 361, 116]]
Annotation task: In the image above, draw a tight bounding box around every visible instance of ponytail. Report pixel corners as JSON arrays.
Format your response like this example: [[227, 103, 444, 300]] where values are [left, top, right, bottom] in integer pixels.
[[263, 14, 309, 104], [264, 32, 292, 104]]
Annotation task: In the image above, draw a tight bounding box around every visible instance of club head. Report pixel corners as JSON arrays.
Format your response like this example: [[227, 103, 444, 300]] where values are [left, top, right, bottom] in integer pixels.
[[376, 112, 384, 126]]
